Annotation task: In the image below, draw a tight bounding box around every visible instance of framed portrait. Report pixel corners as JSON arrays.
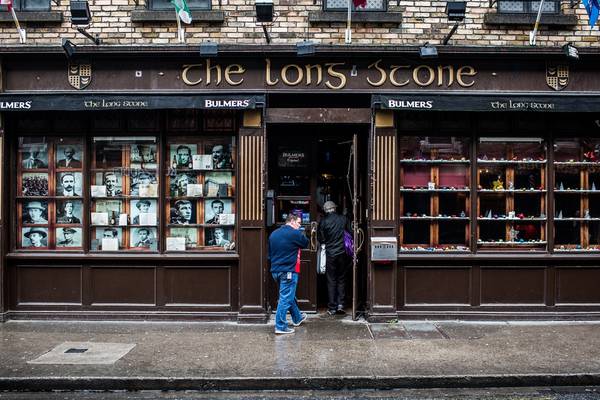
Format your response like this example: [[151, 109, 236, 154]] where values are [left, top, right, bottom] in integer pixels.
[[169, 144, 197, 169], [56, 200, 83, 224], [21, 173, 49, 196], [129, 169, 158, 196], [21, 227, 49, 249], [169, 172, 197, 197], [130, 144, 158, 169], [91, 227, 123, 251], [95, 171, 123, 197], [205, 227, 233, 248], [20, 143, 49, 169], [204, 198, 232, 224], [21, 200, 49, 224], [130, 227, 158, 250], [130, 199, 158, 225], [205, 142, 233, 169], [55, 227, 83, 248], [56, 144, 83, 168], [168, 227, 198, 249], [169, 199, 196, 225], [204, 172, 232, 197], [56, 172, 83, 197]]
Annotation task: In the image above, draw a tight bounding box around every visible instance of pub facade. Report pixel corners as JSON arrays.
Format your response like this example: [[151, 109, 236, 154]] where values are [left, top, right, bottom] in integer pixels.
[[1, 0, 600, 322]]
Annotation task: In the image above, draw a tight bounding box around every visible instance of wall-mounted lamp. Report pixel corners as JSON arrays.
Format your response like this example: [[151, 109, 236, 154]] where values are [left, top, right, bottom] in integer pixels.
[[61, 38, 76, 59], [419, 42, 438, 59], [563, 43, 579, 60], [70, 0, 101, 44], [296, 40, 315, 56], [199, 41, 218, 57], [443, 1, 466, 45], [256, 0, 273, 22]]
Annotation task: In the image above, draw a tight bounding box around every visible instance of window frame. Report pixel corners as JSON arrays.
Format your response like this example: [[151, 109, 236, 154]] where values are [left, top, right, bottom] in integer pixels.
[[147, 0, 210, 11], [323, 0, 387, 12], [10, 0, 51, 12], [497, 0, 560, 14]]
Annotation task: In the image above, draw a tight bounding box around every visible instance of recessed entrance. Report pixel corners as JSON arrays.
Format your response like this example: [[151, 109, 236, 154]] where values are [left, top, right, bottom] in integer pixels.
[[266, 124, 369, 318]]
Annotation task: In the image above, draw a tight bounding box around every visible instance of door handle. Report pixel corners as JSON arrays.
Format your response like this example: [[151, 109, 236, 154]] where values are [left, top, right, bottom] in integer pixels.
[[309, 221, 318, 251]]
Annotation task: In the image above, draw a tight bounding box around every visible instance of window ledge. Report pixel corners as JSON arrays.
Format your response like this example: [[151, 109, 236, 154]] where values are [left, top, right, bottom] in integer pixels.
[[131, 9, 224, 23], [309, 11, 402, 24], [0, 11, 62, 23], [484, 12, 577, 27]]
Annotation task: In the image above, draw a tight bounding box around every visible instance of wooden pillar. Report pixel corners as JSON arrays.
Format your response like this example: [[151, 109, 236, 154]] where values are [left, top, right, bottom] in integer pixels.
[[0, 59, 6, 322], [368, 110, 398, 320], [237, 109, 268, 323]]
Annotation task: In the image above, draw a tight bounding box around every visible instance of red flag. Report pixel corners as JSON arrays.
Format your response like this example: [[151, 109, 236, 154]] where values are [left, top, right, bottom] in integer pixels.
[[353, 0, 367, 7], [0, 0, 12, 11]]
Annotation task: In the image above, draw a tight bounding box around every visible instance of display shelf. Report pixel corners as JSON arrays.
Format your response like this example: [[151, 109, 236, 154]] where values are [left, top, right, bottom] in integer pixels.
[[554, 246, 600, 252], [555, 218, 600, 221], [477, 189, 546, 193], [399, 246, 470, 252], [167, 168, 235, 173], [554, 161, 600, 166], [400, 159, 470, 164], [399, 188, 470, 193], [554, 189, 598, 194], [478, 217, 546, 221], [400, 216, 469, 220], [477, 159, 546, 165], [477, 240, 547, 245]]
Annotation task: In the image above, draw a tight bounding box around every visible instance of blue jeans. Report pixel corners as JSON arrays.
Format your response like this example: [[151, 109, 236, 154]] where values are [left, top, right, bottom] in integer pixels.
[[272, 272, 303, 331]]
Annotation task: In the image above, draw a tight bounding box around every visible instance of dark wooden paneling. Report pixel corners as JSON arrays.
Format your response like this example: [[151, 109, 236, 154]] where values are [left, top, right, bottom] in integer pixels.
[[90, 267, 155, 305], [239, 226, 266, 313], [164, 267, 230, 306], [16, 266, 81, 304], [556, 267, 600, 304], [481, 267, 546, 304], [266, 108, 371, 124], [405, 267, 470, 305]]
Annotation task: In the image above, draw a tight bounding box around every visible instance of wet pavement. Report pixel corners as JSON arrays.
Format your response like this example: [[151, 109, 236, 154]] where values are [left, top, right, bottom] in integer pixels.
[[1, 316, 600, 390]]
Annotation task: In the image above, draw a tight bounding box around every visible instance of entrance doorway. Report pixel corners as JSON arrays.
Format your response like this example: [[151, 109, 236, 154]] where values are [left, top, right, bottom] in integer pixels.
[[266, 124, 368, 319]]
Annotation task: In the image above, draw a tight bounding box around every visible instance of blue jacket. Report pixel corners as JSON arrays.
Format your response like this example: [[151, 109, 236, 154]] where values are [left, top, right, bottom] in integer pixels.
[[269, 225, 309, 273]]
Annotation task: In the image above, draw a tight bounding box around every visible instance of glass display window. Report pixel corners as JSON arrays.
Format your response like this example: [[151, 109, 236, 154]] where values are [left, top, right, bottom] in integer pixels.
[[477, 138, 547, 250], [554, 138, 600, 252], [165, 136, 236, 252], [17, 136, 84, 250], [399, 136, 470, 252], [90, 137, 159, 252]]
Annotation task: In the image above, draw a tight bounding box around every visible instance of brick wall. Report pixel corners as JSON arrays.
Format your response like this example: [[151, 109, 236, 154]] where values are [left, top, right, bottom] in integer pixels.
[[0, 0, 598, 47]]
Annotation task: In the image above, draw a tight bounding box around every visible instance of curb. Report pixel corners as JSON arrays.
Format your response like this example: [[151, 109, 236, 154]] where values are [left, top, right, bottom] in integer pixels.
[[2, 374, 600, 391]]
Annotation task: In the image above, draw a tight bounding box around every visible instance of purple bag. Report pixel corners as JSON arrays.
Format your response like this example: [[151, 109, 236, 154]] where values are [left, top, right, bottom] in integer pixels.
[[343, 231, 354, 257]]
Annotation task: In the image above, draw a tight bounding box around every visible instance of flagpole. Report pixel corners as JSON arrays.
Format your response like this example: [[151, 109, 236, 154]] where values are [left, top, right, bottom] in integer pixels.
[[345, 0, 351, 43], [529, 0, 544, 46], [10, 6, 26, 43]]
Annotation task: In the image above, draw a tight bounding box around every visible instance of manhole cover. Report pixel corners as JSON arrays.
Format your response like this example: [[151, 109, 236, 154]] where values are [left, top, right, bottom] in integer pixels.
[[28, 342, 135, 365]]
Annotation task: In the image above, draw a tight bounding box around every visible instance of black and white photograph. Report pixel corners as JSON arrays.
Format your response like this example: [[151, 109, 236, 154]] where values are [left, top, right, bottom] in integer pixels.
[[204, 198, 232, 224], [129, 169, 158, 196], [168, 227, 198, 249], [130, 199, 158, 225], [22, 200, 48, 224], [170, 172, 197, 197], [205, 142, 233, 169], [169, 144, 197, 169], [130, 143, 157, 168], [55, 227, 82, 248], [56, 172, 83, 197], [21, 173, 49, 196], [21, 227, 48, 248], [170, 199, 196, 224], [92, 227, 122, 251], [96, 171, 123, 197], [56, 144, 83, 168], [95, 144, 123, 168], [204, 172, 232, 197], [21, 144, 48, 169], [56, 200, 83, 224], [130, 227, 158, 250], [205, 227, 232, 247]]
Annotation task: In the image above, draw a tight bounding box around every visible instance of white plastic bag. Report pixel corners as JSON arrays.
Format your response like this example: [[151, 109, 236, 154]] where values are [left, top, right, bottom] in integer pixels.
[[317, 244, 326, 275]]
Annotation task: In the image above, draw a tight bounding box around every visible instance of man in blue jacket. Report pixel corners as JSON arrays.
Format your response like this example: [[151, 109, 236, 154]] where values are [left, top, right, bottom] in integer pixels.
[[269, 214, 309, 334]]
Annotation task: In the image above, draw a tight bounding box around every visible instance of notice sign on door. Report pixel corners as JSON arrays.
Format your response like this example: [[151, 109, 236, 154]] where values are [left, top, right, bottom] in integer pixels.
[[278, 147, 307, 168]]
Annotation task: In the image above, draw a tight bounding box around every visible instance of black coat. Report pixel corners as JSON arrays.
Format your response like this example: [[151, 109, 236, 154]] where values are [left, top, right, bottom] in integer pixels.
[[318, 212, 349, 257]]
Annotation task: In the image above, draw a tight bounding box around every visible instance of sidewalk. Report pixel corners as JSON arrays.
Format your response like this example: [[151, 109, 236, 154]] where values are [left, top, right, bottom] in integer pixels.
[[1, 315, 600, 391]]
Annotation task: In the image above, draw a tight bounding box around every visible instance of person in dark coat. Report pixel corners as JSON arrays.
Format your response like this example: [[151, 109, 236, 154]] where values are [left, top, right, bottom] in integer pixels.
[[318, 201, 350, 316]]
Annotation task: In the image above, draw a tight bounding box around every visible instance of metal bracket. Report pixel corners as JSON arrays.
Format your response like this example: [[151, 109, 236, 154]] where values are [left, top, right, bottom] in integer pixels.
[[489, 0, 497, 7], [51, 0, 59, 6], [570, 0, 581, 7], [77, 27, 101, 45]]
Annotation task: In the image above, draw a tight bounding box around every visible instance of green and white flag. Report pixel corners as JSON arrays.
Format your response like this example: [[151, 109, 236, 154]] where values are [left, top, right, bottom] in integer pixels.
[[171, 0, 192, 24]]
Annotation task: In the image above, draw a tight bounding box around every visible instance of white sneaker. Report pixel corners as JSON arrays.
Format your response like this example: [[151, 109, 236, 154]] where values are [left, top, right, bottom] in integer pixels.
[[292, 313, 308, 327], [275, 327, 295, 334]]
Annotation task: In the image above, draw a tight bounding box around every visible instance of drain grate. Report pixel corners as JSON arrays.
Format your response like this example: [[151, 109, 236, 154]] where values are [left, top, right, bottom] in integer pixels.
[[64, 348, 88, 354]]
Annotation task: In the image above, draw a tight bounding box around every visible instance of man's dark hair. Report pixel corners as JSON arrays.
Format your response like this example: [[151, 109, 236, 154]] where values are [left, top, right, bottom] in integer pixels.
[[176, 145, 191, 155], [211, 200, 224, 207], [285, 214, 301, 224]]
